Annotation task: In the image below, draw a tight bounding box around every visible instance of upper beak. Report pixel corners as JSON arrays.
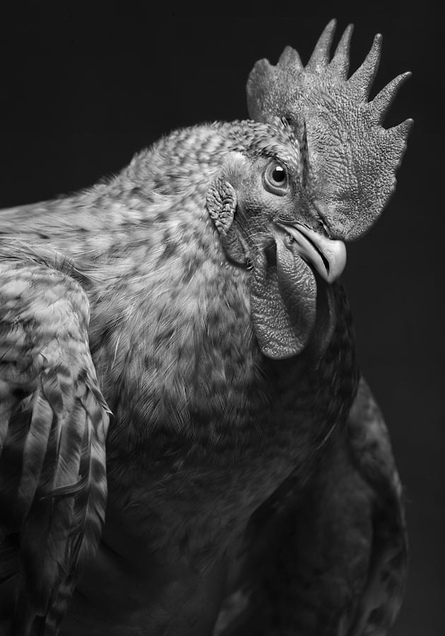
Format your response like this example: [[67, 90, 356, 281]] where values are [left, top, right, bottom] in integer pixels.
[[275, 222, 347, 283]]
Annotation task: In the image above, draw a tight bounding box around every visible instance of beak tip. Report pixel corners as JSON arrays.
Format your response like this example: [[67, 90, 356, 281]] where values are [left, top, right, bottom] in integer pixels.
[[279, 222, 347, 284], [325, 239, 347, 283]]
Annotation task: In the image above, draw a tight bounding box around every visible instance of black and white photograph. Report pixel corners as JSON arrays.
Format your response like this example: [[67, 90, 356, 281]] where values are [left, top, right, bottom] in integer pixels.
[[0, 11, 442, 636]]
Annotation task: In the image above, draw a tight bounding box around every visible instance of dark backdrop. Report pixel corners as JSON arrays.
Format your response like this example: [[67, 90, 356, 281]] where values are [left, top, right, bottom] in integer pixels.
[[0, 11, 442, 636]]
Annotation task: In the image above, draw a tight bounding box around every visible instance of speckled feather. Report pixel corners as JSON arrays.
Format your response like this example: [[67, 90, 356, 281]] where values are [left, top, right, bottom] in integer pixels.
[[0, 247, 109, 634], [0, 21, 410, 636]]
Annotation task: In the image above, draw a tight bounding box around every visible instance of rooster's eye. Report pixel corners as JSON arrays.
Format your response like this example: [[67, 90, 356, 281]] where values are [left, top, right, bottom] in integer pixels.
[[263, 161, 289, 195]]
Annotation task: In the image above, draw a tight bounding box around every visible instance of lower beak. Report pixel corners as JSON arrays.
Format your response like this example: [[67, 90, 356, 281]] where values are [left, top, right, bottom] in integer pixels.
[[275, 222, 347, 283]]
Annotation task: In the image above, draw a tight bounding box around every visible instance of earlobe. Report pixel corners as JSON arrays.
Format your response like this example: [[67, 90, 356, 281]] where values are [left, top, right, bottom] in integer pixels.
[[206, 176, 237, 236], [206, 176, 248, 266]]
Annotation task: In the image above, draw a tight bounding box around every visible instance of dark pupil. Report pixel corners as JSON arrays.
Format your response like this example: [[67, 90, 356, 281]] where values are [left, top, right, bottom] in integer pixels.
[[272, 166, 286, 183]]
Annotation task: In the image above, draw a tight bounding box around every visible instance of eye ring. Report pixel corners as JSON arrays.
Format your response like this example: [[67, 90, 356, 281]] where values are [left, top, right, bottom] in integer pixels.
[[263, 161, 289, 196]]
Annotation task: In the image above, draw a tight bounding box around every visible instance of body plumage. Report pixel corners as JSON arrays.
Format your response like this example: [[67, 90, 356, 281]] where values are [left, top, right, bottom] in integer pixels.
[[0, 21, 411, 635]]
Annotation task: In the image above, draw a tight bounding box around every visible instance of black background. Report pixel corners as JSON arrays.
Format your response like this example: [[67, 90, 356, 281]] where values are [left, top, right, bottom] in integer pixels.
[[0, 10, 442, 636]]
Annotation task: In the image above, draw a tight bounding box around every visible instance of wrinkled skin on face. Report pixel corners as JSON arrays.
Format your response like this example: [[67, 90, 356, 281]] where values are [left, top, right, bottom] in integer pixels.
[[247, 21, 413, 241], [208, 20, 412, 362], [206, 140, 346, 360]]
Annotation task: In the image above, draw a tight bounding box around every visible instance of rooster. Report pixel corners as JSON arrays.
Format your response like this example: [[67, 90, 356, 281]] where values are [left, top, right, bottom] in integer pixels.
[[0, 20, 412, 636]]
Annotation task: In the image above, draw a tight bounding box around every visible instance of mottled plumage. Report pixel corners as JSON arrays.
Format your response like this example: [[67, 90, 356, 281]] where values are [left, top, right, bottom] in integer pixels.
[[0, 246, 109, 634], [0, 21, 410, 636]]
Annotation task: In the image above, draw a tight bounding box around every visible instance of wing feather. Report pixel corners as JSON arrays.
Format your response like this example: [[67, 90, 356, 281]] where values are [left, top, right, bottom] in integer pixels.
[[346, 377, 408, 635], [214, 376, 407, 635], [0, 244, 110, 635]]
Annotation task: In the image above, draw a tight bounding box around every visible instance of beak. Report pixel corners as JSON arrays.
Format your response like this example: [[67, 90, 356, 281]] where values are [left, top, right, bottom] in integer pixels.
[[275, 222, 347, 283]]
